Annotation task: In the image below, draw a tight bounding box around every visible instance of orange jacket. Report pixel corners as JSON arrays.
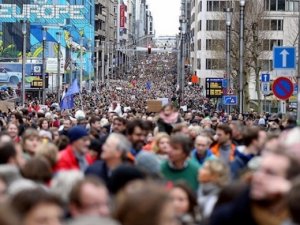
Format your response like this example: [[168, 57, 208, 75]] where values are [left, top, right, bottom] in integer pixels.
[[210, 143, 236, 162]]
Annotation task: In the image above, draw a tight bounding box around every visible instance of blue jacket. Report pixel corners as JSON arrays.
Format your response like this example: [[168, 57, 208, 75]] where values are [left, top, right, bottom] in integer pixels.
[[191, 149, 215, 167], [230, 150, 254, 179]]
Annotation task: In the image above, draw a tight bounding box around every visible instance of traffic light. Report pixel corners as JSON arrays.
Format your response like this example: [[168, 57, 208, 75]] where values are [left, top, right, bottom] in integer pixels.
[[148, 45, 151, 54]]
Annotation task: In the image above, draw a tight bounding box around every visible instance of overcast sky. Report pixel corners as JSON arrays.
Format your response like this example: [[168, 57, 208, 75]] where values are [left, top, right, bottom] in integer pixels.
[[147, 0, 180, 36]]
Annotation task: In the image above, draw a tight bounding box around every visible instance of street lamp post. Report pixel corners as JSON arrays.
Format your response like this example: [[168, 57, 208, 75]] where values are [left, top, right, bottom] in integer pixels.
[[42, 27, 47, 104], [56, 32, 61, 103], [95, 39, 100, 88], [239, 0, 246, 114], [21, 21, 27, 107], [101, 42, 105, 84], [224, 8, 233, 114], [80, 37, 84, 92], [69, 36, 73, 84], [88, 39, 92, 91]]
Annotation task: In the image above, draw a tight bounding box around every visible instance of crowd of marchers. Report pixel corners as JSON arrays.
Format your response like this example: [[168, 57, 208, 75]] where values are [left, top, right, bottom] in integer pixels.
[[0, 53, 300, 225]]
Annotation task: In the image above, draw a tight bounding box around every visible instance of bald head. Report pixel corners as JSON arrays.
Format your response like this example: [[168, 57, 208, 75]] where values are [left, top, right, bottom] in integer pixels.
[[195, 135, 210, 156]]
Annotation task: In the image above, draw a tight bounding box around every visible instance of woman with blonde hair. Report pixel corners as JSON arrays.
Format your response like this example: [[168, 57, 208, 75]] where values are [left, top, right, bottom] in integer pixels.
[[35, 142, 59, 169], [21, 128, 41, 157], [197, 159, 230, 218], [151, 132, 171, 161]]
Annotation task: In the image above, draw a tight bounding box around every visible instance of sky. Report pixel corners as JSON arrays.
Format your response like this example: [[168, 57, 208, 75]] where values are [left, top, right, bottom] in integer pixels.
[[147, 0, 180, 36]]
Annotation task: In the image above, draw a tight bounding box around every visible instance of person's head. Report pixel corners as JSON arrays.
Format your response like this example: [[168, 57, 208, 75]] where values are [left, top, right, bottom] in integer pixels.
[[153, 132, 171, 155], [63, 118, 72, 131], [194, 135, 211, 156], [10, 188, 63, 225], [251, 149, 300, 204], [49, 127, 59, 142], [112, 117, 127, 134], [101, 133, 131, 164], [243, 127, 260, 149], [68, 126, 90, 155], [21, 129, 41, 156], [113, 181, 177, 225], [89, 116, 101, 131], [161, 104, 175, 117], [7, 123, 18, 139], [229, 121, 244, 140], [168, 134, 193, 165], [69, 177, 110, 218], [170, 183, 197, 217], [21, 157, 52, 184], [0, 142, 17, 165], [216, 124, 232, 145], [39, 119, 49, 130], [35, 143, 59, 167], [127, 119, 147, 151], [198, 159, 230, 187]]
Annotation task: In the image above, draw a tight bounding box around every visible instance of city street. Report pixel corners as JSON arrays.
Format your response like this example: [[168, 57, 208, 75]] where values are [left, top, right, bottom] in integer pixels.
[[0, 1, 300, 225]]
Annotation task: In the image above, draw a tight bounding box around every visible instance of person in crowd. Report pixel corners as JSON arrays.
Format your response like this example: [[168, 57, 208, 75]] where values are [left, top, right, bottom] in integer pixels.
[[10, 188, 64, 225], [39, 118, 49, 131], [210, 149, 300, 225], [7, 122, 20, 143], [21, 129, 41, 157], [49, 127, 60, 142], [230, 127, 265, 179], [267, 114, 281, 132], [170, 182, 200, 223], [197, 159, 230, 218], [113, 181, 177, 225], [126, 119, 148, 160], [287, 177, 300, 225], [157, 104, 182, 135], [89, 116, 101, 139], [69, 177, 110, 218], [191, 135, 215, 167], [112, 117, 127, 134], [21, 157, 52, 186], [35, 142, 59, 170], [161, 133, 199, 191], [85, 133, 131, 185], [0, 142, 25, 168], [211, 124, 237, 165], [59, 118, 72, 136], [54, 126, 92, 172], [229, 121, 245, 146], [152, 132, 171, 162]]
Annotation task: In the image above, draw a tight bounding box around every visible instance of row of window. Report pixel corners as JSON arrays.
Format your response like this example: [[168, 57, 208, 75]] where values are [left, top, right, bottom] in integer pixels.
[[193, 19, 283, 32], [192, 0, 298, 12], [192, 59, 273, 71], [191, 39, 283, 51]]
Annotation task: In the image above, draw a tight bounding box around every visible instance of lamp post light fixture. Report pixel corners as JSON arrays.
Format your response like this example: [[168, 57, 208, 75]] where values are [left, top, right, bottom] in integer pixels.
[[224, 8, 233, 113], [42, 27, 47, 104], [56, 32, 61, 103], [21, 20, 27, 107], [239, 0, 246, 114], [95, 39, 100, 88]]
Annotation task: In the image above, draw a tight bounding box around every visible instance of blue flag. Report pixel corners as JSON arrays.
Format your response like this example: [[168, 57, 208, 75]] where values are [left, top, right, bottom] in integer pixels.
[[146, 81, 151, 91], [60, 79, 80, 110]]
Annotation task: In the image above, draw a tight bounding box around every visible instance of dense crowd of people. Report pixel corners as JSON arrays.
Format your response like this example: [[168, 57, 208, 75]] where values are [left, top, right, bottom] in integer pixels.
[[0, 53, 300, 225]]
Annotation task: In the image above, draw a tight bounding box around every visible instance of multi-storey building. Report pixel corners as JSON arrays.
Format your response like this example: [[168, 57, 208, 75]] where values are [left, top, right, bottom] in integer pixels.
[[190, 0, 299, 101]]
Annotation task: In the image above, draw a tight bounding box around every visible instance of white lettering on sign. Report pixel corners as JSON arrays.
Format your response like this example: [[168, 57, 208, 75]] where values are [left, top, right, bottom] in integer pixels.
[[0, 4, 85, 20]]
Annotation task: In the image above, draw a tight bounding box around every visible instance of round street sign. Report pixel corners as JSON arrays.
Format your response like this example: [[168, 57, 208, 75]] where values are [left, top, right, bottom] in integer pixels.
[[272, 77, 294, 100]]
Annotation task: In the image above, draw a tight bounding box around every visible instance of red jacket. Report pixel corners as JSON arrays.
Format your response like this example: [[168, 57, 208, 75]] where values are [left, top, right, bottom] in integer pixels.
[[54, 145, 93, 172]]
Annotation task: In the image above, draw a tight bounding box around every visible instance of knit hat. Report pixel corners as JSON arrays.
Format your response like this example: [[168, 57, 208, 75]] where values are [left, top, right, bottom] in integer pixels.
[[68, 126, 88, 143], [135, 151, 161, 176]]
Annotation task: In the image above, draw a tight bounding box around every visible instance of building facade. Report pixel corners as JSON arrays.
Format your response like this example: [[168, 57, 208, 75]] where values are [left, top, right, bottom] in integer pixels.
[[190, 0, 299, 101]]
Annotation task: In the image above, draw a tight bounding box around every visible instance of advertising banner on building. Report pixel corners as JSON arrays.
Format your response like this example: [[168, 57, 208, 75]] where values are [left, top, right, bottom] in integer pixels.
[[120, 4, 125, 28], [0, 63, 48, 89], [0, 0, 95, 82]]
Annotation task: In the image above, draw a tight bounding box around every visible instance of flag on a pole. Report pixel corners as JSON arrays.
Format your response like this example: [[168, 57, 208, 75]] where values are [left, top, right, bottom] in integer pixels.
[[146, 81, 151, 90], [60, 79, 80, 110]]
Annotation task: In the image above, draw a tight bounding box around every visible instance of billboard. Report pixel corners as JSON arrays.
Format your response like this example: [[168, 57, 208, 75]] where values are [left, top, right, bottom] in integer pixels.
[[0, 62, 48, 89], [0, 0, 95, 83]]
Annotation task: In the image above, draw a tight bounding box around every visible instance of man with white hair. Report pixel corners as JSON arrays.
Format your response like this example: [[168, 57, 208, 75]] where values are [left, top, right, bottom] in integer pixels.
[[85, 133, 131, 185]]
